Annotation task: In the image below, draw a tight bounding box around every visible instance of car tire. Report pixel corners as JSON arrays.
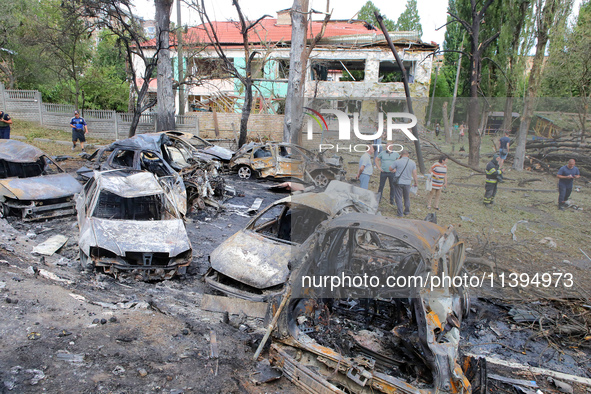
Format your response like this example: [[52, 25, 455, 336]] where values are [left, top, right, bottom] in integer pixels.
[[237, 165, 253, 179], [313, 171, 330, 188], [0, 203, 8, 218], [79, 250, 93, 271]]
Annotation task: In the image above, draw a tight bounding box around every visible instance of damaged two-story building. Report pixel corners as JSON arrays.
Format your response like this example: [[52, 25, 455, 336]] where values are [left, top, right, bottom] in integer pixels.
[[136, 10, 437, 115]]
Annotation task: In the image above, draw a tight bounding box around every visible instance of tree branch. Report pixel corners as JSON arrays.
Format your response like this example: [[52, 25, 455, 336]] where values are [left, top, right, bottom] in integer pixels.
[[447, 11, 472, 33]]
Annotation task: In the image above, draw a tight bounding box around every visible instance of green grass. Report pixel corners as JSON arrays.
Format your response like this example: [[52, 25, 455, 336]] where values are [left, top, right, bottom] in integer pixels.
[[341, 133, 591, 284], [10, 119, 108, 156]]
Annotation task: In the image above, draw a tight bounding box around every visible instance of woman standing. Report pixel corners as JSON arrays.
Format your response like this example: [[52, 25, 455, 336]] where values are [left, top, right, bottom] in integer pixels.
[[427, 156, 448, 210]]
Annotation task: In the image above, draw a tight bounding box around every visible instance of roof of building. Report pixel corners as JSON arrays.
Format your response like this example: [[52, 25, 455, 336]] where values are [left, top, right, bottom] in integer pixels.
[[141, 18, 436, 50]]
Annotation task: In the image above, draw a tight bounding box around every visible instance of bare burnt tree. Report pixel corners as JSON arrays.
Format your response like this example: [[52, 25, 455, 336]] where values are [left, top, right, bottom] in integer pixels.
[[283, 0, 330, 144], [81, 0, 163, 137], [155, 0, 175, 131], [189, 0, 270, 148], [444, 0, 500, 167]]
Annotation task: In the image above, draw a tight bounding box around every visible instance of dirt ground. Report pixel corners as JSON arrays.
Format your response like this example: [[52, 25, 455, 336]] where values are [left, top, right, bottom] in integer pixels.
[[1, 140, 591, 393]]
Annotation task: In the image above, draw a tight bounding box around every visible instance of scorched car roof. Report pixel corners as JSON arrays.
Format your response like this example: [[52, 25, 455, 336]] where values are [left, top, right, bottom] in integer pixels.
[[94, 171, 165, 198], [107, 133, 170, 151], [0, 140, 46, 162]]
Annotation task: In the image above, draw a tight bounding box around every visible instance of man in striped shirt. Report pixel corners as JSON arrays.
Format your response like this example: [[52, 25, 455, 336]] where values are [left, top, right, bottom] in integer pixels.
[[427, 156, 448, 210]]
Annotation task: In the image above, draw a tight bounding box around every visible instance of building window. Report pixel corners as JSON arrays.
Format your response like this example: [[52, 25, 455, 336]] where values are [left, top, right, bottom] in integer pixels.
[[378, 60, 415, 83], [310, 60, 365, 81], [191, 58, 232, 79]]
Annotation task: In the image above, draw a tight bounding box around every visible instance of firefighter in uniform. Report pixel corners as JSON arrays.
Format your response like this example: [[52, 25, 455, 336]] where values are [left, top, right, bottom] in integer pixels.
[[484, 154, 503, 206]]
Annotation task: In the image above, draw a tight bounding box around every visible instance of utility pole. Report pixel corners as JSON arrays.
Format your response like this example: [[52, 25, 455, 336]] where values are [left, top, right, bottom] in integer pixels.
[[177, 0, 185, 115]]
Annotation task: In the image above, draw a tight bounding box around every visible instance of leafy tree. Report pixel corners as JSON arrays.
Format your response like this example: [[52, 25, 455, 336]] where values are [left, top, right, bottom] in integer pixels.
[[541, 0, 591, 140], [395, 0, 423, 38], [357, 1, 395, 30]]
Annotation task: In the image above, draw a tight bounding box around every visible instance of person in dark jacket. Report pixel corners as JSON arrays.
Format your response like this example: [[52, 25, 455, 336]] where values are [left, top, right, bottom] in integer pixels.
[[484, 154, 502, 206]]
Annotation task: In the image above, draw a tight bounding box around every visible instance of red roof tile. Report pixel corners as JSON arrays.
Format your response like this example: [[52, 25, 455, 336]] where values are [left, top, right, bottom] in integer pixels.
[[142, 19, 376, 47]]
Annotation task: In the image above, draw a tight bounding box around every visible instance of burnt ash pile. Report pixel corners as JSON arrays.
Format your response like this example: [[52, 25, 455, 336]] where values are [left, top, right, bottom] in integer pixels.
[[299, 298, 435, 386]]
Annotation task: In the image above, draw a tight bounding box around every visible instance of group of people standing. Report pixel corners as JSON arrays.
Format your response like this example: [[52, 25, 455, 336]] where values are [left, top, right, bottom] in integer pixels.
[[356, 137, 447, 217]]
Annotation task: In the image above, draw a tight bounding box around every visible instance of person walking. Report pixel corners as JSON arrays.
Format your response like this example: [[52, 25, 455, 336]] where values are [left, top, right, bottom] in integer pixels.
[[496, 131, 511, 167], [70, 110, 89, 151], [427, 156, 448, 210], [0, 111, 13, 139], [557, 159, 580, 210], [435, 123, 440, 137], [376, 142, 400, 204], [390, 150, 418, 217], [356, 145, 374, 189], [484, 154, 502, 206], [458, 123, 465, 143]]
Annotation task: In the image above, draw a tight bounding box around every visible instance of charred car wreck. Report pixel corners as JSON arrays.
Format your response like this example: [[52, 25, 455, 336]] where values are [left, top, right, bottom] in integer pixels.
[[85, 133, 225, 212], [206, 181, 379, 302], [230, 142, 345, 187], [0, 140, 82, 221], [76, 170, 192, 280], [268, 214, 485, 393]]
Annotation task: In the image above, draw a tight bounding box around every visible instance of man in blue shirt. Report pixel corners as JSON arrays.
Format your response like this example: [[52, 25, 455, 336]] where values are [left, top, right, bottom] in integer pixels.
[[557, 159, 580, 210], [70, 110, 89, 151], [375, 142, 400, 204], [497, 131, 511, 166], [390, 150, 418, 217], [356, 145, 374, 189]]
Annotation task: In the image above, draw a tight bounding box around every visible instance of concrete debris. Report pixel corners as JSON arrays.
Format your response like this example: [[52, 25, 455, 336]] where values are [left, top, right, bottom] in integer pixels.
[[548, 377, 574, 394], [539, 237, 557, 248], [31, 235, 68, 256]]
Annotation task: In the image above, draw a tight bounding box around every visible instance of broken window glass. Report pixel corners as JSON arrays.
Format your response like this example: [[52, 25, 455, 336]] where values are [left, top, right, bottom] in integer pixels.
[[92, 191, 163, 220], [111, 149, 135, 168], [311, 60, 365, 81], [0, 156, 61, 179]]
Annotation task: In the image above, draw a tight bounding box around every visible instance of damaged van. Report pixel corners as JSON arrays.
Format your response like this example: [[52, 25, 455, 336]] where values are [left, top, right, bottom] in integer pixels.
[[205, 181, 378, 301], [76, 170, 192, 280], [268, 213, 485, 393], [0, 140, 82, 221]]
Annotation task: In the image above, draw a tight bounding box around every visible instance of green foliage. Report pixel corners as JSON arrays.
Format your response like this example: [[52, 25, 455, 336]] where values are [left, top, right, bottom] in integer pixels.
[[340, 70, 365, 81], [395, 0, 423, 38], [357, 1, 396, 30]]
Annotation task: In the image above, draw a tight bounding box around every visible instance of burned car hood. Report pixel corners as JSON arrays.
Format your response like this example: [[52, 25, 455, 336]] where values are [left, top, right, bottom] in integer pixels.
[[86, 218, 190, 256], [202, 145, 233, 161], [0, 173, 82, 200], [210, 230, 292, 289]]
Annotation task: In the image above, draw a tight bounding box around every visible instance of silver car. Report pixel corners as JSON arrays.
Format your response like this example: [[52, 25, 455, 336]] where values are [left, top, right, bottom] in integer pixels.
[[76, 170, 192, 280]]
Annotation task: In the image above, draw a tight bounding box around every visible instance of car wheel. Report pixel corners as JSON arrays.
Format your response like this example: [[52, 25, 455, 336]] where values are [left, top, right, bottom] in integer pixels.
[[79, 250, 93, 271], [0, 203, 8, 218], [238, 165, 253, 179], [313, 172, 330, 188]]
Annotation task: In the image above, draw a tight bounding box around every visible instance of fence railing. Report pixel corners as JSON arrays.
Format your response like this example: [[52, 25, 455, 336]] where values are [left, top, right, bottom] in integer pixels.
[[85, 109, 115, 120], [118, 113, 155, 123], [44, 103, 76, 113], [6, 90, 37, 100], [175, 115, 198, 125]]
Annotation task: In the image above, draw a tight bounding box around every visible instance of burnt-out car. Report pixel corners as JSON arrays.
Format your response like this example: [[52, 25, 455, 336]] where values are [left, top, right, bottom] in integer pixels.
[[0, 140, 82, 221], [76, 170, 192, 280], [229, 142, 345, 187], [205, 181, 378, 301], [86, 133, 224, 211], [268, 213, 485, 393], [163, 131, 234, 163]]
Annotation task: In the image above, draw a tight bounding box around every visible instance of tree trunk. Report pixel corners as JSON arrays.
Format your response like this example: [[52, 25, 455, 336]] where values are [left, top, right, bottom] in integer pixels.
[[502, 97, 514, 133], [514, 0, 560, 170], [442, 101, 452, 144], [155, 0, 176, 132], [449, 52, 462, 127], [129, 112, 142, 138], [239, 81, 253, 147], [283, 0, 309, 144], [467, 13, 482, 167]]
